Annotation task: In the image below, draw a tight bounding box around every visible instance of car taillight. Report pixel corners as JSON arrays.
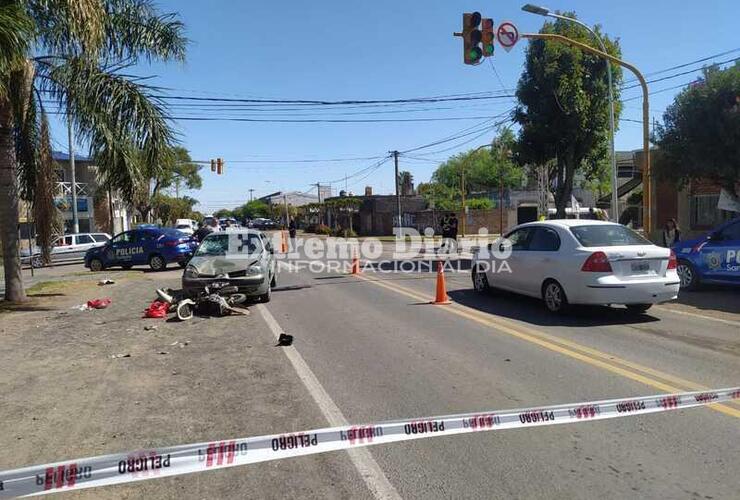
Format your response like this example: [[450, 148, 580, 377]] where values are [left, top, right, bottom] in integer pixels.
[[667, 250, 677, 270], [581, 251, 612, 272]]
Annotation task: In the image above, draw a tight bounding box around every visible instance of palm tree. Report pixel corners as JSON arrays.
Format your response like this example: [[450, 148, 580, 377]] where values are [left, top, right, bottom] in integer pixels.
[[0, 0, 187, 301]]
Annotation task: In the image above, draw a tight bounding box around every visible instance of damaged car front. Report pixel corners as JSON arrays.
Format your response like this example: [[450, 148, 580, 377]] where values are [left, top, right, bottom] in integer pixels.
[[182, 230, 276, 302]]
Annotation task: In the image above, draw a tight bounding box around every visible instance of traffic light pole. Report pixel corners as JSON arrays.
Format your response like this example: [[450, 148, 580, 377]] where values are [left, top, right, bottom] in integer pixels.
[[521, 33, 652, 235]]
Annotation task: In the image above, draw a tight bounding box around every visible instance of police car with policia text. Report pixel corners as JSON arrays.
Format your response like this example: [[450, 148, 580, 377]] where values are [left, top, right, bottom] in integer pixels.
[[673, 217, 740, 289], [84, 228, 197, 272]]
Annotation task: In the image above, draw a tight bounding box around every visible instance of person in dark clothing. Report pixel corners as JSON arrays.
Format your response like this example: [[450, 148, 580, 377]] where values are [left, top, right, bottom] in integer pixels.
[[448, 213, 459, 253], [193, 222, 214, 242], [662, 218, 680, 247], [288, 219, 297, 240]]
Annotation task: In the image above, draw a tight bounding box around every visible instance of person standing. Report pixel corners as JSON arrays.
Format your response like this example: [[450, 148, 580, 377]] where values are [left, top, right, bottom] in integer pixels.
[[288, 219, 297, 240], [662, 218, 680, 247], [449, 213, 459, 253]]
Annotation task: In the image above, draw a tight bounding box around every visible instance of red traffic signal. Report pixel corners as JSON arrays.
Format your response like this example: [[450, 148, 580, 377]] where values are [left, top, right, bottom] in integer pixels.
[[216, 157, 224, 175]]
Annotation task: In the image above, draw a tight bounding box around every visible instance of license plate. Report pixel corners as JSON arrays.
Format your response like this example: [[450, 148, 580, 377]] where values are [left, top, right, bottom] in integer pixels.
[[631, 261, 650, 273]]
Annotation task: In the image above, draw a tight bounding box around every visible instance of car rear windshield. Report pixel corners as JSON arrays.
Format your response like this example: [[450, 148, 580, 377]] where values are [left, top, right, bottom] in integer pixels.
[[570, 225, 651, 247]]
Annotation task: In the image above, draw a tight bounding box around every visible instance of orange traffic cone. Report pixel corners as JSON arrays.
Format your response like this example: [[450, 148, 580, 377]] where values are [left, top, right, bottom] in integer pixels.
[[432, 261, 451, 305], [350, 249, 361, 275], [280, 230, 288, 253]]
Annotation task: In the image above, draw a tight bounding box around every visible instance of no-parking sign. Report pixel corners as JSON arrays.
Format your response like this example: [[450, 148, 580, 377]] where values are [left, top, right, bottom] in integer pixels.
[[497, 21, 519, 52]]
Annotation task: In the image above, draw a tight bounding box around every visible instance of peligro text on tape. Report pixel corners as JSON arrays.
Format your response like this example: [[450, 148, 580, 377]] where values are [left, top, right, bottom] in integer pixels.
[[0, 387, 737, 498]]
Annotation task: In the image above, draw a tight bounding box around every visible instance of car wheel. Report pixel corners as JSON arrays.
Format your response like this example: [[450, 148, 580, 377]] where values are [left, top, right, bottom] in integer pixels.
[[270, 272, 277, 287], [89, 258, 104, 272], [31, 255, 43, 268], [178, 261, 188, 269], [121, 264, 133, 270], [149, 254, 167, 271], [676, 260, 699, 290], [626, 303, 652, 314], [258, 285, 272, 303], [472, 266, 490, 293], [542, 280, 569, 314]]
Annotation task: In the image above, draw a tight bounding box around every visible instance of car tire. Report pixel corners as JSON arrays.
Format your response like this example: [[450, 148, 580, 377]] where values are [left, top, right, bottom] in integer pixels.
[[258, 285, 272, 303], [626, 303, 652, 314], [542, 279, 569, 314], [31, 255, 43, 269], [149, 254, 167, 272], [676, 260, 699, 290], [270, 272, 277, 287], [121, 264, 133, 270], [178, 261, 188, 269], [89, 258, 104, 272], [472, 266, 490, 293]]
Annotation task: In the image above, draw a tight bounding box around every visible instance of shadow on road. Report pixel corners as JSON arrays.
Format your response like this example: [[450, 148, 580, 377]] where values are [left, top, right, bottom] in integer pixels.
[[447, 288, 661, 328], [671, 285, 739, 316]]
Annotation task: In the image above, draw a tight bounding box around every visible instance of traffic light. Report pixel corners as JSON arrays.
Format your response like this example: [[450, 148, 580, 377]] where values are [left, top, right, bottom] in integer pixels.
[[216, 157, 224, 175], [462, 12, 482, 65], [210, 159, 216, 172], [481, 18, 494, 57]]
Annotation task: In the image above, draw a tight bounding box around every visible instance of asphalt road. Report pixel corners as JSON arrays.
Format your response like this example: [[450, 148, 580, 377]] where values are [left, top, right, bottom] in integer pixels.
[[1, 240, 738, 498], [259, 244, 740, 499]]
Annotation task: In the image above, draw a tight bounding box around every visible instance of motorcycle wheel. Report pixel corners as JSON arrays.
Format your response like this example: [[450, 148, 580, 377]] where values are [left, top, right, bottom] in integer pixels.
[[176, 301, 194, 321]]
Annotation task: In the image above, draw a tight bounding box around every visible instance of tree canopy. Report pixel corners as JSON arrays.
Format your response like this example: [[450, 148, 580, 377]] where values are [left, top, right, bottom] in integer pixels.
[[418, 128, 523, 210], [514, 13, 622, 216], [653, 63, 740, 195]]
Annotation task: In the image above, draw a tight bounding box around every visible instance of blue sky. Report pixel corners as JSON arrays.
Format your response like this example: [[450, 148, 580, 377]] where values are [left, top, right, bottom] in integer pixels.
[[50, 0, 739, 214]]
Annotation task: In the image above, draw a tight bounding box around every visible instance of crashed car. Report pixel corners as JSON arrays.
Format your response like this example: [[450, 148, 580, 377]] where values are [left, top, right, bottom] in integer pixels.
[[182, 229, 276, 302], [673, 216, 740, 289]]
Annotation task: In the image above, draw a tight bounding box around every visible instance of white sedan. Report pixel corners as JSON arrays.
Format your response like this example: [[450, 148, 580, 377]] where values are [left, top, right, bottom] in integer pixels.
[[471, 220, 680, 314]]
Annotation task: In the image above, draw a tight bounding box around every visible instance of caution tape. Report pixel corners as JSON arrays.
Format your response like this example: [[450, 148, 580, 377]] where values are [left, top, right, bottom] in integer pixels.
[[1, 387, 737, 498]]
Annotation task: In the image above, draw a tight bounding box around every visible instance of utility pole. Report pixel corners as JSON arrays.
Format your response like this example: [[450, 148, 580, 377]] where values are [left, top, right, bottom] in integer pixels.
[[391, 150, 401, 234], [315, 182, 323, 225], [67, 103, 79, 233], [283, 194, 289, 227], [249, 188, 254, 202]]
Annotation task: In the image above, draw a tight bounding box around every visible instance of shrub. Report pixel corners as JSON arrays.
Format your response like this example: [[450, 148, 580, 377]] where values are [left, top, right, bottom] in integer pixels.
[[315, 224, 332, 235]]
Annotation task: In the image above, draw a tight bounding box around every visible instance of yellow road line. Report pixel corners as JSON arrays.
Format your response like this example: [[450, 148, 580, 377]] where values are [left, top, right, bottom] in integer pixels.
[[356, 275, 740, 419]]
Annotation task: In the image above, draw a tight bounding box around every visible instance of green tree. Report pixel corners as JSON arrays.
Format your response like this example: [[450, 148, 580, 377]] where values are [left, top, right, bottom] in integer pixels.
[[0, 0, 186, 302], [514, 13, 622, 217], [128, 146, 202, 222], [152, 194, 198, 225], [420, 129, 523, 210], [213, 208, 233, 219], [653, 63, 740, 195], [232, 199, 270, 220], [398, 170, 414, 196]]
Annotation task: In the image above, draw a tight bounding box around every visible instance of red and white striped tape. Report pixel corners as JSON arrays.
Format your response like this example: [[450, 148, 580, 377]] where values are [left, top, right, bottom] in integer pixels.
[[1, 387, 737, 498]]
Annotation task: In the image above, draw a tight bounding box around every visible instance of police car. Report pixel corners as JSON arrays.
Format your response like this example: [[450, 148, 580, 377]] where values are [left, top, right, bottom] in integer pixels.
[[84, 228, 196, 272], [673, 217, 740, 289]]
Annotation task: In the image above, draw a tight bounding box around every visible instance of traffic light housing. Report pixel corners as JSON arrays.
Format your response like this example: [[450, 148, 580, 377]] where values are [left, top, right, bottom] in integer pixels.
[[216, 157, 224, 175], [210, 159, 216, 172], [481, 18, 494, 57], [462, 12, 482, 65]]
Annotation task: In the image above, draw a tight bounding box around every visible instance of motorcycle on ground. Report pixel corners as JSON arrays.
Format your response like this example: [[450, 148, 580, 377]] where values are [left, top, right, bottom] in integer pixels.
[[156, 282, 248, 321]]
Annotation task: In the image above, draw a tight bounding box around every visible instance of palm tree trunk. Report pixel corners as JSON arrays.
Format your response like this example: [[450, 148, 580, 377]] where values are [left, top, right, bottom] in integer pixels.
[[0, 100, 27, 302]]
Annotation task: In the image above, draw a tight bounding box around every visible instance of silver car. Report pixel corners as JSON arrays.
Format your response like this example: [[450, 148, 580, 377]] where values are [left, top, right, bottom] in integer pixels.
[[182, 229, 276, 302], [22, 232, 111, 268]]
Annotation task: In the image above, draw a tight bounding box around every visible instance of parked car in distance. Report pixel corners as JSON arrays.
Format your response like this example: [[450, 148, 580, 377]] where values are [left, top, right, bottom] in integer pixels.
[[183, 229, 276, 302], [21, 232, 111, 268], [673, 217, 740, 289], [472, 220, 680, 314], [84, 227, 197, 272], [251, 218, 277, 230], [174, 218, 196, 235]]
